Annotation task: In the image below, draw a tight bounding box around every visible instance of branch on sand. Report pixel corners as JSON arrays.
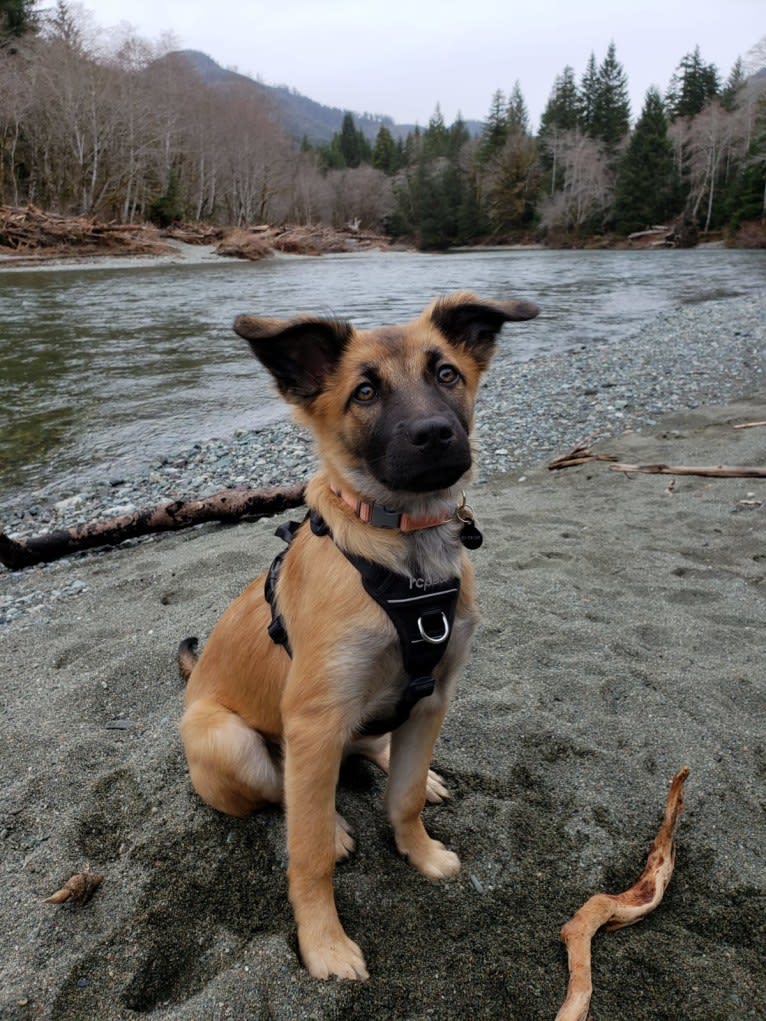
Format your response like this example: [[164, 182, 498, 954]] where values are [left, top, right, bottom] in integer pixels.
[[610, 463, 766, 478], [0, 484, 306, 571], [555, 767, 689, 1021], [548, 441, 619, 470]]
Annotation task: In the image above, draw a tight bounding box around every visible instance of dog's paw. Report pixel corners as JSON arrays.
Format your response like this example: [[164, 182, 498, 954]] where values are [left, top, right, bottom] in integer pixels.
[[335, 813, 356, 862], [398, 831, 461, 881], [301, 931, 369, 981], [424, 768, 450, 804]]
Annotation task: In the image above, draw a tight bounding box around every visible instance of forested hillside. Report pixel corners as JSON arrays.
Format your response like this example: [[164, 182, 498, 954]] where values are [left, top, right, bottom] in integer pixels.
[[1, 0, 764, 247]]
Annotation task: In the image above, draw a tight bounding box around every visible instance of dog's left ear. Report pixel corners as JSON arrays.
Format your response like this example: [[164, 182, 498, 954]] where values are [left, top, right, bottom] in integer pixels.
[[234, 314, 353, 404], [430, 292, 539, 369]]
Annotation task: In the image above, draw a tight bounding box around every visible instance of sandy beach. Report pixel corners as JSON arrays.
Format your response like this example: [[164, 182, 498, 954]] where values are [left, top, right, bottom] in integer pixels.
[[1, 381, 764, 1020]]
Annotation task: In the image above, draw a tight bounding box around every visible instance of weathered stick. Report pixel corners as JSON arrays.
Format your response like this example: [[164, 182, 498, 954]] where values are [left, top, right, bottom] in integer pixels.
[[555, 767, 689, 1021], [0, 483, 306, 571], [733, 421, 766, 430], [610, 463, 766, 478], [548, 442, 619, 471]]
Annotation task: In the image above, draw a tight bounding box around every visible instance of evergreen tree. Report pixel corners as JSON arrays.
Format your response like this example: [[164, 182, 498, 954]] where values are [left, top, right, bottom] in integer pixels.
[[578, 53, 599, 134], [372, 125, 398, 174], [447, 115, 470, 159], [423, 104, 450, 159], [506, 81, 529, 135], [667, 47, 720, 119], [614, 87, 675, 233], [339, 112, 364, 167], [721, 58, 746, 111], [590, 42, 631, 149], [539, 66, 579, 136], [479, 89, 507, 161], [0, 0, 37, 41]]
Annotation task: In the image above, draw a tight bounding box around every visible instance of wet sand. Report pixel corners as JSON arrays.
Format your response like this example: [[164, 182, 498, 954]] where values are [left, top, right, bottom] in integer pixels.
[[1, 392, 764, 1020]]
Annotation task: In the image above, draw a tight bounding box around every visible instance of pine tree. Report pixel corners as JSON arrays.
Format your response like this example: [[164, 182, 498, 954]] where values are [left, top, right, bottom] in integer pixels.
[[578, 53, 599, 134], [339, 112, 363, 167], [614, 87, 675, 233], [0, 0, 38, 41], [667, 47, 720, 119], [423, 104, 450, 159], [721, 58, 746, 111], [506, 81, 529, 135], [479, 89, 507, 161], [372, 125, 398, 174], [590, 42, 631, 150], [539, 66, 579, 136]]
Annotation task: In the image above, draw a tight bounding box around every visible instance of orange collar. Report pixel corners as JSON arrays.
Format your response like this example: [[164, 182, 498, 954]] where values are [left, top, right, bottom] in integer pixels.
[[331, 487, 455, 533]]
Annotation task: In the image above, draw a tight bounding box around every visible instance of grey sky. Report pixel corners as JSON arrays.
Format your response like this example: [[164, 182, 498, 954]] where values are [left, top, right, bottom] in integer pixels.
[[83, 0, 763, 129]]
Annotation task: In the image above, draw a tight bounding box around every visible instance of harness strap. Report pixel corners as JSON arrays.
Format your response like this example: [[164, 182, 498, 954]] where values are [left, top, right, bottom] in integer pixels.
[[264, 510, 464, 736]]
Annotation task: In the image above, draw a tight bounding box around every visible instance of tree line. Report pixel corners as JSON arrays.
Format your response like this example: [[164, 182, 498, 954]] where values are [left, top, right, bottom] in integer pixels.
[[1, 1, 764, 247]]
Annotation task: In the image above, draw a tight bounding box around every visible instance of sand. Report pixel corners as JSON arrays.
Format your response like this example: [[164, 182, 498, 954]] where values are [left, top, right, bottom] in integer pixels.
[[1, 392, 764, 1020]]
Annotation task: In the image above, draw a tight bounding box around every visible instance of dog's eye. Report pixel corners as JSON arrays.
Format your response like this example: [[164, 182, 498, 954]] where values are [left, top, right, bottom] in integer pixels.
[[436, 364, 460, 387], [352, 382, 378, 404]]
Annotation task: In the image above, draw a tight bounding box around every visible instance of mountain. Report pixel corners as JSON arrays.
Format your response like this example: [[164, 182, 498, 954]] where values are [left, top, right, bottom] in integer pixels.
[[173, 50, 482, 144]]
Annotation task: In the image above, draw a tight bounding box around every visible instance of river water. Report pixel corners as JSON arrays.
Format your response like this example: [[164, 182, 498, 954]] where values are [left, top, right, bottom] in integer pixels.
[[1, 247, 764, 503]]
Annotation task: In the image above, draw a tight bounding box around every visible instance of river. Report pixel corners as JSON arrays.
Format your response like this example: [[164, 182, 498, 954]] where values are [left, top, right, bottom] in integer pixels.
[[1, 246, 765, 504]]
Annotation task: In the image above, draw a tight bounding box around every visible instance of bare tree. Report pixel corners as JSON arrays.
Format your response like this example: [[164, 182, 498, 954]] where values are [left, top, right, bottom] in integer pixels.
[[537, 129, 613, 233]]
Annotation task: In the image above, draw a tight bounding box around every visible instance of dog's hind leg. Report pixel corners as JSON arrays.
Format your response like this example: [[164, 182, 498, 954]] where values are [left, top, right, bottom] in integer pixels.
[[347, 734, 450, 803], [180, 699, 283, 817]]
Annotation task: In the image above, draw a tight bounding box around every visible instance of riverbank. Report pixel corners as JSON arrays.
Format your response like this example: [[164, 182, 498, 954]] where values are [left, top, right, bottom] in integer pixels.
[[2, 291, 764, 575], [0, 205, 396, 267], [0, 375, 764, 1019]]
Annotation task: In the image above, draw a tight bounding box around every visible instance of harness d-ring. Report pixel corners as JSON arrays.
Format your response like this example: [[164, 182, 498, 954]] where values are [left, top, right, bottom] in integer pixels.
[[417, 610, 450, 644]]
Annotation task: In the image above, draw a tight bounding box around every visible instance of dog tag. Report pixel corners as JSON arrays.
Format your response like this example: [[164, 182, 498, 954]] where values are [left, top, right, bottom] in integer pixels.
[[459, 520, 483, 549]]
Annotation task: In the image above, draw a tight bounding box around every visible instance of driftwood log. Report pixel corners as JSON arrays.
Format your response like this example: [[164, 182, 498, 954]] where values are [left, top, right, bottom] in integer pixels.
[[610, 463, 766, 478], [0, 484, 306, 571], [555, 767, 689, 1021]]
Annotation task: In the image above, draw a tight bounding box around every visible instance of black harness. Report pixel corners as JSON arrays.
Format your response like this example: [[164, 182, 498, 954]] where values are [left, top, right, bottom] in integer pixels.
[[264, 508, 481, 736]]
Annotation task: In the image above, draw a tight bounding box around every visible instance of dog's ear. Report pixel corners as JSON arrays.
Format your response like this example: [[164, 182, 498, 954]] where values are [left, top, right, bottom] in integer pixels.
[[233, 314, 353, 403], [430, 291, 539, 368]]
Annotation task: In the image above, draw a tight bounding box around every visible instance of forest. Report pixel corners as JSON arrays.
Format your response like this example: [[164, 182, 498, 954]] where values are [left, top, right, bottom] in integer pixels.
[[1, 0, 765, 249]]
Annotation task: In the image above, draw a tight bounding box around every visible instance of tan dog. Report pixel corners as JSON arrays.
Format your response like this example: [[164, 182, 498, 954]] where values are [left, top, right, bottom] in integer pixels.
[[178, 291, 539, 980]]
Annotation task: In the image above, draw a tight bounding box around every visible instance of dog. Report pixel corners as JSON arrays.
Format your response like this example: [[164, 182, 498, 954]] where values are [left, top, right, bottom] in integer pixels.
[[178, 291, 539, 980]]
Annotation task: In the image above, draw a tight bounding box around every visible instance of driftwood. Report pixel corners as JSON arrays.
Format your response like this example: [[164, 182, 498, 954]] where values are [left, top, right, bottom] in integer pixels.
[[0, 204, 174, 258], [733, 420, 766, 430], [610, 463, 766, 478], [556, 767, 689, 1021], [548, 441, 619, 471], [0, 484, 306, 571]]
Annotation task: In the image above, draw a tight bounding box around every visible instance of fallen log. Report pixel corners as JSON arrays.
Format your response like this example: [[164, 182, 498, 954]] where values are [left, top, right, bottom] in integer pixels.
[[555, 767, 689, 1021], [610, 463, 766, 478], [0, 483, 306, 571]]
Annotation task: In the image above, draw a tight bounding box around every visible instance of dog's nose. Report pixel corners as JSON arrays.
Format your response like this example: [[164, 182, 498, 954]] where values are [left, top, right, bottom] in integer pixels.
[[407, 416, 455, 450]]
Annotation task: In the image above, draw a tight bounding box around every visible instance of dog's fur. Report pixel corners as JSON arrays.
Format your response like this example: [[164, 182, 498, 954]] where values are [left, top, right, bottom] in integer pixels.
[[179, 291, 538, 980]]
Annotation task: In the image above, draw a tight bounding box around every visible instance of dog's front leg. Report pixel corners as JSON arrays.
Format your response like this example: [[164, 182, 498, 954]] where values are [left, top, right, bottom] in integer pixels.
[[385, 691, 460, 880], [283, 706, 368, 981]]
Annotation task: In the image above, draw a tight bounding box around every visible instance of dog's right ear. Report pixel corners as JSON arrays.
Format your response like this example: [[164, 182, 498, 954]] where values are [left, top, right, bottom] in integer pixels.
[[233, 314, 353, 404]]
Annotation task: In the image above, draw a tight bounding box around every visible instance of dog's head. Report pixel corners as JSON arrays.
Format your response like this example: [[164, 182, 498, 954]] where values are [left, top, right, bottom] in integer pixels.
[[234, 292, 538, 504]]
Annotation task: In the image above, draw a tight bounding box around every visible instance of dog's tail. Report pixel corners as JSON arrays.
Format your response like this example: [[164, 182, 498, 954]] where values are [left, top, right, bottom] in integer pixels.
[[177, 637, 199, 682]]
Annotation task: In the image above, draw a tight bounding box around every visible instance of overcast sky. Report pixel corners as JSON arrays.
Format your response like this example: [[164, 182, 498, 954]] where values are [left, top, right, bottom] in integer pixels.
[[82, 1, 763, 129]]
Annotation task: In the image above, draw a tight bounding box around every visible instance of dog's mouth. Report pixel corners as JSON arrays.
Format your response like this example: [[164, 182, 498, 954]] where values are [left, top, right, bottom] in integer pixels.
[[374, 455, 472, 494]]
